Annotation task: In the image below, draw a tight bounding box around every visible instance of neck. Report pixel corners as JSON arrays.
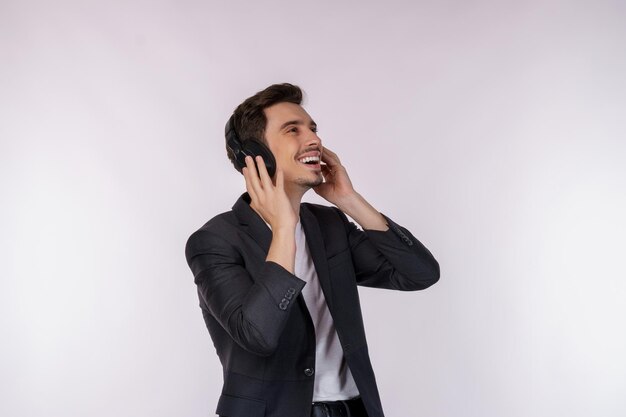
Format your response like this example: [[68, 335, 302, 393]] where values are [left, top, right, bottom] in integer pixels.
[[284, 183, 309, 216]]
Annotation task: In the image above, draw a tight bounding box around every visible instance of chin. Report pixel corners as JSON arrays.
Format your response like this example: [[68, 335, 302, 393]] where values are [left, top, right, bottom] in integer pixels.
[[295, 175, 323, 188], [308, 177, 324, 187]]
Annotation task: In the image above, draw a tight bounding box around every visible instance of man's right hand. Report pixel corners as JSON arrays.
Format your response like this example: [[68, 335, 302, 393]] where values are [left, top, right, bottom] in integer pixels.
[[243, 155, 298, 274], [242, 155, 298, 227]]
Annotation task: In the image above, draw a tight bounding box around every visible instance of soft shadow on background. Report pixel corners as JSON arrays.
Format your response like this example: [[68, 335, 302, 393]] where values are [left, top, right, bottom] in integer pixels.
[[2, 1, 625, 416]]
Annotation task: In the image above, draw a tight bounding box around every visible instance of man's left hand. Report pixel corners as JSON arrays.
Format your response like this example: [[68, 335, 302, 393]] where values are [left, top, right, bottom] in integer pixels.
[[313, 146, 389, 231], [313, 146, 357, 205]]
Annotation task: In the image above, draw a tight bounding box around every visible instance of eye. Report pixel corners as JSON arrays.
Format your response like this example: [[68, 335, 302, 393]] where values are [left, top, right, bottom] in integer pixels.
[[311, 126, 318, 133], [288, 126, 298, 134]]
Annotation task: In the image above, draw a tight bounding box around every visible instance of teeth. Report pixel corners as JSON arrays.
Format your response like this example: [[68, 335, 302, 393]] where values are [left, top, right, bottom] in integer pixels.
[[298, 156, 320, 164]]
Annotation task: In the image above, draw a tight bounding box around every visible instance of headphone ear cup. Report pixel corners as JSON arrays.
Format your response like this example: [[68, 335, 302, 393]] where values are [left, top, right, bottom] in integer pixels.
[[225, 114, 276, 177], [227, 136, 247, 173], [243, 141, 276, 178]]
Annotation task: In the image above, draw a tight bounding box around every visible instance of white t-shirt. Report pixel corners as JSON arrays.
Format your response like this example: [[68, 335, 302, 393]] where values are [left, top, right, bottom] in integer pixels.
[[293, 220, 360, 401]]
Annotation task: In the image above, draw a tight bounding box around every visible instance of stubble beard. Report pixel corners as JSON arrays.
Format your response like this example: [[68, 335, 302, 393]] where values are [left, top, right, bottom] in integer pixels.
[[294, 173, 323, 189]]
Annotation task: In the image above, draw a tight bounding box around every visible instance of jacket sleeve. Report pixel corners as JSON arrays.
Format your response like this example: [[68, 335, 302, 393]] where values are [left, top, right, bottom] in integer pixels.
[[185, 229, 306, 356], [335, 208, 440, 291]]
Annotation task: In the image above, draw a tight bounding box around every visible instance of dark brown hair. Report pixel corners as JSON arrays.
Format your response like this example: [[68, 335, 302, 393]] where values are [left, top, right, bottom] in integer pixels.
[[226, 83, 303, 168]]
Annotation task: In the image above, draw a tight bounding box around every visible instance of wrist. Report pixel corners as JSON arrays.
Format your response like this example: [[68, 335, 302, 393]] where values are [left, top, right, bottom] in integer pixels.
[[271, 224, 297, 235], [334, 192, 364, 214], [267, 227, 296, 274], [336, 193, 389, 231]]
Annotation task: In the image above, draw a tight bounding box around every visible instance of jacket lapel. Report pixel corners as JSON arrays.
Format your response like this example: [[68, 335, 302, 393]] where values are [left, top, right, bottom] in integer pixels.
[[300, 204, 334, 312], [232, 193, 272, 254]]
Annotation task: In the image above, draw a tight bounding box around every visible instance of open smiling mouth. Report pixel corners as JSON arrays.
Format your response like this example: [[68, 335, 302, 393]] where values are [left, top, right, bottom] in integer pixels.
[[297, 155, 322, 169]]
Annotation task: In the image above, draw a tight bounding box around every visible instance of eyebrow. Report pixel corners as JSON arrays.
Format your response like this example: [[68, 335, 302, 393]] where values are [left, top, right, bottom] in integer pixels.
[[279, 119, 317, 131]]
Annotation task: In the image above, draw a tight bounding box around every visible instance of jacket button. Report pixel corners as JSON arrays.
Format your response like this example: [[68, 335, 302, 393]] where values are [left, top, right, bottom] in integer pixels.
[[304, 368, 314, 377]]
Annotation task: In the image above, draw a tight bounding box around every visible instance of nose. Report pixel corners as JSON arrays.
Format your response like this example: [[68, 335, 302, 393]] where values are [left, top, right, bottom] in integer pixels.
[[304, 130, 322, 149]]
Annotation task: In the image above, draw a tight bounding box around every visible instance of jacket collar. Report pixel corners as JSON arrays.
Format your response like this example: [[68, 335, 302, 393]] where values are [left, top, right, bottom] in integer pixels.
[[232, 192, 273, 253]]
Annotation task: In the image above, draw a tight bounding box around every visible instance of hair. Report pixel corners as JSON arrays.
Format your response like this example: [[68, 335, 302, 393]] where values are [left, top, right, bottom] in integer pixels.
[[226, 83, 303, 169]]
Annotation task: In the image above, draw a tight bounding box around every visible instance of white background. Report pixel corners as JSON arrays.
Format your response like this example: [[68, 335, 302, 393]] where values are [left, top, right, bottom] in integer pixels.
[[2, 0, 625, 416]]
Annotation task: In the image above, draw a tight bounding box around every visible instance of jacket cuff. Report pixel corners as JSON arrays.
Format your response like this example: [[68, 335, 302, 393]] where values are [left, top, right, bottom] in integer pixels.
[[243, 261, 306, 324], [364, 213, 416, 247]]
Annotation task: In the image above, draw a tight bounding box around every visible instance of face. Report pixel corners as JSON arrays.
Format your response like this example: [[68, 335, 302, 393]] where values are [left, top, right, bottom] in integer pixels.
[[263, 102, 323, 190]]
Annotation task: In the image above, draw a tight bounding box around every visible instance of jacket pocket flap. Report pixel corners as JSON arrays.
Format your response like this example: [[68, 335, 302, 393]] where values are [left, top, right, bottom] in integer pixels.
[[215, 393, 266, 417]]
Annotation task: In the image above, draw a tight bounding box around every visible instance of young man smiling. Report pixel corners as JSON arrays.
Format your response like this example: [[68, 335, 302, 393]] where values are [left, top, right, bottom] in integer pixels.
[[185, 83, 440, 417]]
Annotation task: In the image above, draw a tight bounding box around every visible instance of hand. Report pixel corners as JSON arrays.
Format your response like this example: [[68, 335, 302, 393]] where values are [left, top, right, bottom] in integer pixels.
[[313, 146, 357, 205], [242, 155, 298, 230], [314, 148, 388, 231]]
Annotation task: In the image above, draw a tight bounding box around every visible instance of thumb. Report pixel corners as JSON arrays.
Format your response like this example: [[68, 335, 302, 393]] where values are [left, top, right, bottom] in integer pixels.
[[313, 181, 327, 195]]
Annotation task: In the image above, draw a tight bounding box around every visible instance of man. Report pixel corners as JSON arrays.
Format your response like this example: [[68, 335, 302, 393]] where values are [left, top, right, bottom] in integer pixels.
[[185, 83, 440, 417]]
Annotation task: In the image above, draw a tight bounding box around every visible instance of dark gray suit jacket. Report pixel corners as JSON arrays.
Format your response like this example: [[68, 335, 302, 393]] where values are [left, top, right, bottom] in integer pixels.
[[185, 193, 439, 417]]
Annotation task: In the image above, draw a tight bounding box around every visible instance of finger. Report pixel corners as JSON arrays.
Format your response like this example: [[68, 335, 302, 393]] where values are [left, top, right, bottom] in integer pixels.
[[255, 155, 273, 189], [320, 164, 332, 181], [321, 146, 340, 165], [243, 157, 262, 201], [242, 166, 258, 202], [244, 155, 262, 191], [321, 163, 332, 174]]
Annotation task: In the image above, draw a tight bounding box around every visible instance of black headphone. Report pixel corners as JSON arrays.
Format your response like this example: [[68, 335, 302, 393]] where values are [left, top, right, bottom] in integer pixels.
[[225, 114, 276, 178]]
